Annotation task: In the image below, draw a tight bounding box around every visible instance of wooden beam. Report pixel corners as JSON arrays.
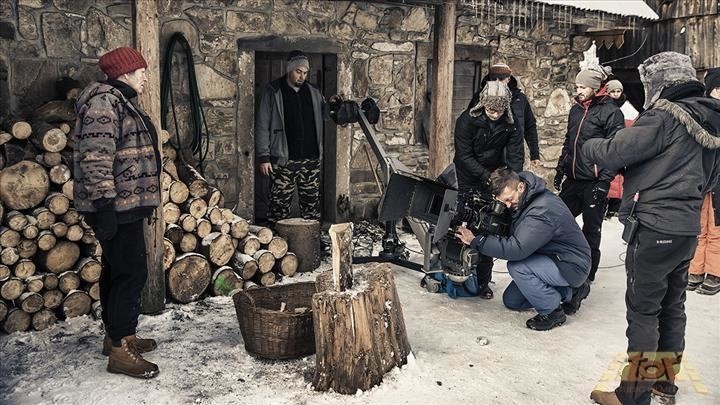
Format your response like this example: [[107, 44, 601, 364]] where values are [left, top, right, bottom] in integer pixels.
[[429, 1, 456, 178], [134, 0, 165, 314]]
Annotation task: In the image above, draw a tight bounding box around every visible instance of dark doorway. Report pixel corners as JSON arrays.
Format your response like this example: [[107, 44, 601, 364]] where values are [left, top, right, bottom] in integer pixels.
[[254, 51, 338, 223]]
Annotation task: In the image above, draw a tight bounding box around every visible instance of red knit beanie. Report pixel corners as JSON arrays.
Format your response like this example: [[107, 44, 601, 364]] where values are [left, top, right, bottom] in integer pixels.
[[98, 47, 147, 79]]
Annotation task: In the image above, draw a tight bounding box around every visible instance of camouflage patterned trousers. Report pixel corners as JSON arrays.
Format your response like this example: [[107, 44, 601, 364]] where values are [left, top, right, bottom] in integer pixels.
[[268, 158, 321, 222]]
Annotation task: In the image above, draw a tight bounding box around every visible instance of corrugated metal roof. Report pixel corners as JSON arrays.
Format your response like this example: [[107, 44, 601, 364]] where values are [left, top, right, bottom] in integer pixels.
[[535, 0, 659, 20]]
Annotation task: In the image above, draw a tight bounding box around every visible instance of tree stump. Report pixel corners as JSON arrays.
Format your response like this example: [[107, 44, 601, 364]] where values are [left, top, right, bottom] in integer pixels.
[[312, 263, 411, 394], [275, 218, 321, 273]]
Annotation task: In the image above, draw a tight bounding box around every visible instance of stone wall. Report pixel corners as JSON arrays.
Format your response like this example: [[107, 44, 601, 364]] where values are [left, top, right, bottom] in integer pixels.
[[0, 0, 640, 220]]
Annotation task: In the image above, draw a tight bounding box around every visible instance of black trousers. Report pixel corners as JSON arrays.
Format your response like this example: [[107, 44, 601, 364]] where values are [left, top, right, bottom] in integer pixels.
[[559, 178, 606, 281], [615, 226, 695, 405], [96, 219, 149, 341]]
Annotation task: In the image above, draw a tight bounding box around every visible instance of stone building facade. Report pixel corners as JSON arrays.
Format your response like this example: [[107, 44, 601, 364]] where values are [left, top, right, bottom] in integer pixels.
[[0, 0, 641, 221]]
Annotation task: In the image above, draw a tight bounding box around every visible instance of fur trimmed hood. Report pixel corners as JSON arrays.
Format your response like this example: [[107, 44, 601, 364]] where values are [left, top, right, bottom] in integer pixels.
[[653, 98, 720, 150]]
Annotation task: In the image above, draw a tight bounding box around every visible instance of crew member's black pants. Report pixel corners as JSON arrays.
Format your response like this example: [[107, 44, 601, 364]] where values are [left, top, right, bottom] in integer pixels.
[[96, 219, 149, 341], [615, 226, 695, 405], [559, 178, 606, 281]]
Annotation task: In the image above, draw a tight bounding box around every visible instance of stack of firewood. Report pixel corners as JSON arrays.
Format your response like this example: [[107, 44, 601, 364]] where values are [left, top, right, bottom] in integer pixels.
[[0, 118, 98, 334], [0, 111, 298, 333], [160, 149, 299, 304]]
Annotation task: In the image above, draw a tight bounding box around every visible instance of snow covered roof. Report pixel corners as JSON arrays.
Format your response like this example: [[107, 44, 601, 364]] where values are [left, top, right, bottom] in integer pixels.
[[535, 0, 660, 20]]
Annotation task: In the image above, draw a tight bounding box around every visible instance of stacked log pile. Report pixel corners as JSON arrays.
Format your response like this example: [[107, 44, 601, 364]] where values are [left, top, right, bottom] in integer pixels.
[[0, 118, 98, 333], [0, 114, 299, 333]]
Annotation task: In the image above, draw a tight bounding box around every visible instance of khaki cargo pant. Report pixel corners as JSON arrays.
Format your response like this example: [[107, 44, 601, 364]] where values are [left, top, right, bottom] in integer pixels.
[[689, 192, 720, 277]]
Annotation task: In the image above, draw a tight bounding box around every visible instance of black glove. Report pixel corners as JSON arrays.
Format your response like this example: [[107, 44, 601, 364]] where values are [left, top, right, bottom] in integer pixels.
[[592, 180, 611, 204], [553, 169, 564, 191], [93, 199, 117, 241]]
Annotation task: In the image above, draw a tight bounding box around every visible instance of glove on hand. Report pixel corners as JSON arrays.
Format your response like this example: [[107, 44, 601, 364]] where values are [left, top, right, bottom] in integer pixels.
[[93, 199, 117, 241], [592, 181, 611, 204], [553, 169, 564, 191]]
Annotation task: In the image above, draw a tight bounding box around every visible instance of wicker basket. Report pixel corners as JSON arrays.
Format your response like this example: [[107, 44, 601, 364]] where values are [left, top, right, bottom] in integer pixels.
[[232, 281, 316, 360]]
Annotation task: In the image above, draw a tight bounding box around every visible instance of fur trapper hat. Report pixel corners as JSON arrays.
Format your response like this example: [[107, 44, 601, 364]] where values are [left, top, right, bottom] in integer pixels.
[[469, 81, 513, 123], [639, 51, 698, 109]]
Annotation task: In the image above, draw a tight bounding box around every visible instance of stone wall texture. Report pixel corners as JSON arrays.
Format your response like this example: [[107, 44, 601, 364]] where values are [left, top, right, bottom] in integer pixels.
[[0, 0, 639, 219]]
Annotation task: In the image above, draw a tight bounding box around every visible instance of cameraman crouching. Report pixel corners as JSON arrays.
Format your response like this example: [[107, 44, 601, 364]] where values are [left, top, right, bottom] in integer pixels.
[[453, 81, 524, 299], [455, 168, 592, 330]]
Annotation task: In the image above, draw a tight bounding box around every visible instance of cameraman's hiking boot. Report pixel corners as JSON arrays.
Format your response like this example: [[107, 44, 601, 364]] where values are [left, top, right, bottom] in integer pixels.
[[651, 381, 678, 404], [107, 338, 159, 379], [687, 274, 704, 291], [590, 390, 621, 405], [103, 334, 157, 356], [526, 306, 566, 331], [562, 281, 591, 315], [697, 274, 720, 295]]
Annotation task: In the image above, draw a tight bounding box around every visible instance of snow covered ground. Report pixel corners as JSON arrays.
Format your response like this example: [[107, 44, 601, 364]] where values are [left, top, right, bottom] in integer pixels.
[[1, 218, 718, 405]]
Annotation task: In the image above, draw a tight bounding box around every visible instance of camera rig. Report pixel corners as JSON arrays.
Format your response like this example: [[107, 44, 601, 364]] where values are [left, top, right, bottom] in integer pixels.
[[330, 99, 510, 283]]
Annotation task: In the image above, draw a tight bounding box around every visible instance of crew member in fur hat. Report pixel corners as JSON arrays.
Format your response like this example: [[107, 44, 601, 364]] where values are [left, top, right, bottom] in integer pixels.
[[256, 50, 338, 223], [467, 63, 540, 167], [452, 81, 524, 300], [73, 46, 161, 379], [555, 67, 625, 292], [584, 52, 720, 405]]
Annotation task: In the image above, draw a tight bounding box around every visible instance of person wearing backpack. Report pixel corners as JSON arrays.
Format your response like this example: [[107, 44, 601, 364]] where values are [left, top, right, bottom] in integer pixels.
[[455, 168, 591, 331]]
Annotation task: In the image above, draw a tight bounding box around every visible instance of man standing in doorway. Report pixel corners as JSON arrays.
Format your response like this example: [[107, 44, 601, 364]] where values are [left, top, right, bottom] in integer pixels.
[[256, 50, 328, 223], [554, 68, 625, 285]]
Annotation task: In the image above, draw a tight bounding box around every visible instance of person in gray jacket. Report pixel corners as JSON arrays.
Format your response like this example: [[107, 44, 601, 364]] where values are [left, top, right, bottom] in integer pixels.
[[456, 168, 591, 331], [255, 50, 335, 223]]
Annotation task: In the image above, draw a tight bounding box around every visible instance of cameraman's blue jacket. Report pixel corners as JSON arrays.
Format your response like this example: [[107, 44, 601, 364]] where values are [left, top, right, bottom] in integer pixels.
[[470, 171, 591, 287]]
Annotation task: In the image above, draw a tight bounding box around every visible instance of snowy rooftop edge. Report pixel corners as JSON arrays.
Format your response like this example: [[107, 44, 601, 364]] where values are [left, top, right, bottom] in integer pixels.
[[534, 0, 660, 20]]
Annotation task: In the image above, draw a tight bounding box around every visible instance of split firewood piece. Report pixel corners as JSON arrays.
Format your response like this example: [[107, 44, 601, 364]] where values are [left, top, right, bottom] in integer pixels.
[[178, 213, 197, 232], [42, 289, 63, 310], [211, 266, 243, 296], [13, 258, 36, 280], [179, 233, 197, 253], [6, 211, 28, 231], [232, 252, 258, 280], [76, 257, 102, 283], [15, 291, 44, 314], [62, 289, 92, 318], [58, 270, 81, 294], [177, 160, 209, 198], [329, 223, 354, 292], [36, 240, 80, 274], [0, 161, 49, 210], [32, 207, 55, 230], [166, 252, 211, 303], [204, 187, 223, 208], [2, 307, 31, 333], [276, 252, 298, 277], [249, 225, 273, 244], [30, 121, 67, 152], [49, 163, 71, 185], [229, 216, 250, 239], [24, 275, 44, 293], [168, 181, 189, 204], [32, 308, 57, 331], [240, 234, 261, 256], [1, 276, 23, 300], [163, 202, 181, 224], [195, 218, 212, 238], [253, 249, 276, 274], [45, 192, 70, 215], [267, 236, 288, 259], [162, 238, 176, 271], [200, 232, 234, 266]]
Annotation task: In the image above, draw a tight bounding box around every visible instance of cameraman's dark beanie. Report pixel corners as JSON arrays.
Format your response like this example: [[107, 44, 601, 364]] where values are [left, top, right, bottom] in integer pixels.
[[705, 68, 720, 96]]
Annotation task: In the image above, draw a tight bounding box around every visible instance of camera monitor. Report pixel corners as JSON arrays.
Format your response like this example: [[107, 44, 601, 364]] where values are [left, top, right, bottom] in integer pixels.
[[378, 171, 457, 243]]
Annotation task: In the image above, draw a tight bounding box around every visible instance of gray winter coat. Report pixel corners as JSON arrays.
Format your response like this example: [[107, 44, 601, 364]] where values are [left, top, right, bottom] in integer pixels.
[[582, 90, 720, 236], [471, 172, 591, 287], [255, 76, 325, 166]]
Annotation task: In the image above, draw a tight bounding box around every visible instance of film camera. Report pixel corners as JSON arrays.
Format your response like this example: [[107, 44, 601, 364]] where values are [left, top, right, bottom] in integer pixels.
[[439, 189, 511, 283]]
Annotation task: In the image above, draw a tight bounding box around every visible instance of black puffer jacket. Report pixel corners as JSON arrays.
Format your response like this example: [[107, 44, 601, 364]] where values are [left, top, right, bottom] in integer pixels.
[[453, 109, 524, 189], [471, 172, 591, 287], [582, 84, 720, 236], [469, 76, 539, 160], [558, 92, 625, 182]]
